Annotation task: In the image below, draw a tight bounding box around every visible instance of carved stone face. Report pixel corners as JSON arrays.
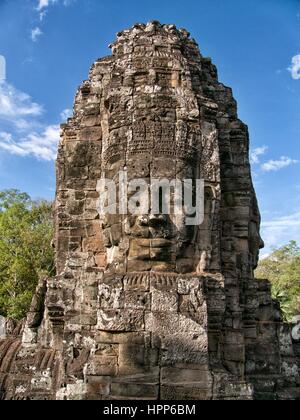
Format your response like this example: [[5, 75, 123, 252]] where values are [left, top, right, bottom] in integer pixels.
[[98, 72, 203, 274], [249, 221, 265, 269], [99, 153, 198, 273]]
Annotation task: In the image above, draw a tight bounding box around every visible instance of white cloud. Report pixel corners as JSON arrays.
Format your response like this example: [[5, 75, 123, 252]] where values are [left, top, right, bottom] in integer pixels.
[[0, 55, 6, 81], [39, 10, 47, 21], [31, 27, 43, 42], [37, 0, 57, 10], [0, 81, 43, 129], [250, 146, 298, 173], [37, 0, 74, 11], [33, 2, 50, 40], [288, 55, 300, 80], [0, 80, 61, 161], [261, 156, 298, 172], [60, 108, 73, 120], [0, 132, 12, 143], [261, 211, 300, 251], [250, 146, 268, 164], [34, 0, 76, 40], [0, 125, 60, 161]]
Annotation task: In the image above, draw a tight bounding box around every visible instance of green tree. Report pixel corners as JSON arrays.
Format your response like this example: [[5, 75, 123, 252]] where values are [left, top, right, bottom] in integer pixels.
[[256, 241, 300, 321], [0, 189, 55, 319]]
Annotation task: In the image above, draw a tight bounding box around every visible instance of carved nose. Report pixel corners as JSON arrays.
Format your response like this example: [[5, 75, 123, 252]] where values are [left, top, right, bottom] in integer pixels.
[[137, 214, 168, 227], [137, 215, 149, 227], [148, 214, 168, 228]]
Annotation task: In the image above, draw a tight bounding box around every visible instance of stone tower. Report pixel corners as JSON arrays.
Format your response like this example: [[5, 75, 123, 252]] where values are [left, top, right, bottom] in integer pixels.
[[0, 22, 299, 400]]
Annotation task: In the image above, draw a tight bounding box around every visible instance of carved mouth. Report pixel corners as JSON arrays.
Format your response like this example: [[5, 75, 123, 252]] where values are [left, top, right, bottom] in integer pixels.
[[134, 238, 173, 248], [128, 237, 174, 262], [150, 238, 173, 248]]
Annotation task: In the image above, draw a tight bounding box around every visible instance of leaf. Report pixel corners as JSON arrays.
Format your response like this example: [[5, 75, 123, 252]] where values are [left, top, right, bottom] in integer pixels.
[[256, 241, 300, 322], [0, 189, 55, 319]]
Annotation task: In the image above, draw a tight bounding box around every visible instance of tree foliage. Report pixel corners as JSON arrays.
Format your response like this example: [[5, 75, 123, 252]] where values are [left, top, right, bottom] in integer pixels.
[[256, 241, 300, 321], [0, 189, 55, 319]]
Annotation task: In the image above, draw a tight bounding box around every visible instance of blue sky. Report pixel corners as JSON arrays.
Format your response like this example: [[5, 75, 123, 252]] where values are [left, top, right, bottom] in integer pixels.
[[0, 0, 299, 255]]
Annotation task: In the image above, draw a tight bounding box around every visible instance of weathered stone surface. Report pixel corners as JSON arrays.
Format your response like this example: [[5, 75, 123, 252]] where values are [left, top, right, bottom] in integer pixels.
[[0, 21, 299, 400], [0, 316, 6, 339]]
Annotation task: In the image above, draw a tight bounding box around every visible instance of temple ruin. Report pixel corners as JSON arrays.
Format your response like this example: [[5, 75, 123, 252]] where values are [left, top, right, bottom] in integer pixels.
[[0, 22, 299, 400]]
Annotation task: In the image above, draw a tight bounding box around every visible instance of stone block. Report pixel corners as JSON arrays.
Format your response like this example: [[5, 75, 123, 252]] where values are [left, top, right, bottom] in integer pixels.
[[124, 291, 151, 310], [95, 331, 149, 345], [97, 309, 144, 332], [110, 383, 159, 399], [82, 236, 105, 252], [161, 385, 212, 400], [124, 274, 150, 291], [98, 283, 124, 310], [112, 368, 160, 384], [145, 312, 208, 365], [223, 344, 245, 362], [161, 366, 212, 385], [86, 355, 118, 376], [119, 344, 145, 367], [151, 289, 178, 312]]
